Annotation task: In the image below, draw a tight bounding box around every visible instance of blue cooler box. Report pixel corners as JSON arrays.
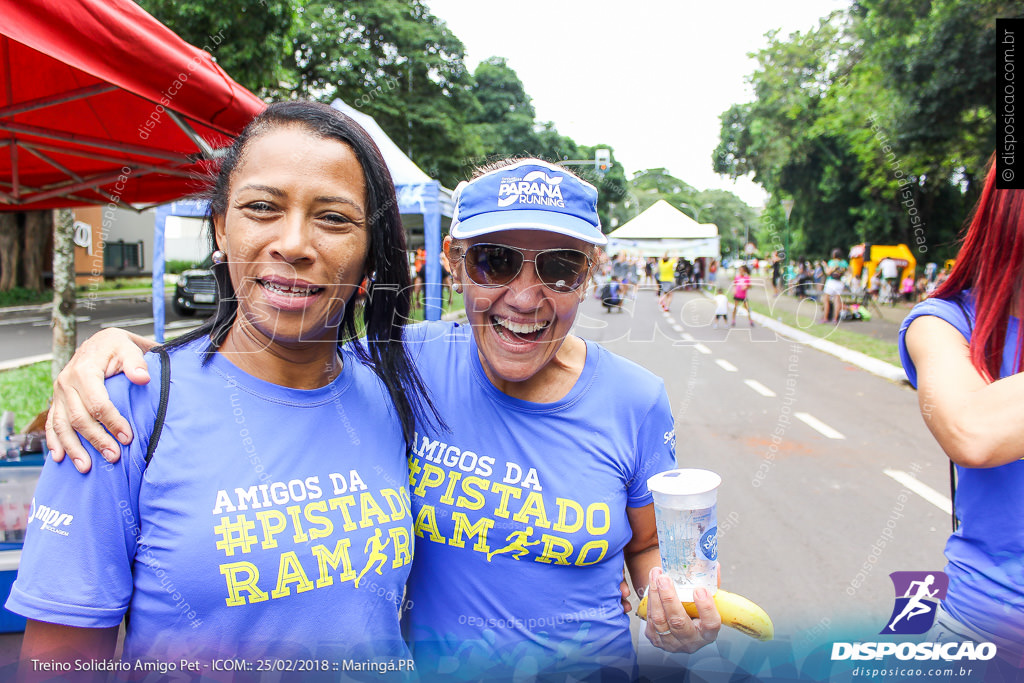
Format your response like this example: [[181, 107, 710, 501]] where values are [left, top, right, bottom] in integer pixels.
[[0, 543, 24, 632], [0, 454, 44, 633]]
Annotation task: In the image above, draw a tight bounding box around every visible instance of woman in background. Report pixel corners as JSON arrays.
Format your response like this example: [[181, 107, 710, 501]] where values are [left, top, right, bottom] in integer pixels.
[[899, 157, 1024, 666]]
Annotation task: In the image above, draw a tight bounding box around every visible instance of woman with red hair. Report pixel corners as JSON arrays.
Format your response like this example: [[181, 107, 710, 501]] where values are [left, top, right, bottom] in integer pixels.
[[899, 156, 1024, 665]]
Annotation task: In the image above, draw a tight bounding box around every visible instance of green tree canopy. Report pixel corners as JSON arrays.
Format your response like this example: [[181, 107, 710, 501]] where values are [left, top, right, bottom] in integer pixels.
[[713, 0, 1019, 262]]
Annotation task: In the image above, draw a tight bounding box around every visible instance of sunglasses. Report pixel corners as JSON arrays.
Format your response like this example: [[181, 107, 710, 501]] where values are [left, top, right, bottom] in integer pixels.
[[460, 243, 592, 293]]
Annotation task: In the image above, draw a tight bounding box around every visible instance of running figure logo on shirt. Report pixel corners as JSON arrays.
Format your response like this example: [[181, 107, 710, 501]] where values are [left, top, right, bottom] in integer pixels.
[[355, 529, 392, 588], [487, 527, 540, 561], [880, 571, 948, 634]]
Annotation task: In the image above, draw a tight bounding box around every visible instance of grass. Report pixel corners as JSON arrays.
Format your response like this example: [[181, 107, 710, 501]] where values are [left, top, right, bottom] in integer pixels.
[[405, 290, 465, 323], [1, 279, 176, 310], [79, 277, 170, 293], [0, 287, 51, 308], [0, 361, 51, 433], [745, 297, 903, 366]]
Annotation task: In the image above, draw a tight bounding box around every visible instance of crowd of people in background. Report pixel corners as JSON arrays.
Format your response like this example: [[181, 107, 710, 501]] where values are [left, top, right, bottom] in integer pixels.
[[588, 250, 950, 307], [560, 246, 957, 331], [784, 255, 951, 309]]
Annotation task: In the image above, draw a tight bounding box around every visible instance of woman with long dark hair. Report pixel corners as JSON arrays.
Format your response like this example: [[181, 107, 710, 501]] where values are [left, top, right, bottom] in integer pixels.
[[9, 101, 437, 665], [898, 156, 1024, 665]]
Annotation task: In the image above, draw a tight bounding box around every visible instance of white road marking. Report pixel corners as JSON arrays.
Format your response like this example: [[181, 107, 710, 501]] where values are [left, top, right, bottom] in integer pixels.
[[165, 320, 205, 331], [680, 332, 694, 341], [100, 317, 154, 328], [693, 343, 712, 355], [794, 412, 846, 439], [884, 469, 953, 514], [0, 316, 48, 326], [29, 315, 90, 327], [715, 359, 738, 372], [671, 323, 684, 333], [0, 353, 52, 371], [744, 379, 777, 397]]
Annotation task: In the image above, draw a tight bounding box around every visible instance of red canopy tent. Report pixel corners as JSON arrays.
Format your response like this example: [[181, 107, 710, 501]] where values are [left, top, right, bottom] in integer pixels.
[[0, 0, 265, 209], [0, 0, 268, 344]]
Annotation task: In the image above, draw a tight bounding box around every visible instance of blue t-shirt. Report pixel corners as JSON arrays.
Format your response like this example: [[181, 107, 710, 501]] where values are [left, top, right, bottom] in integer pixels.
[[401, 322, 676, 679], [7, 337, 413, 664], [898, 292, 1024, 645]]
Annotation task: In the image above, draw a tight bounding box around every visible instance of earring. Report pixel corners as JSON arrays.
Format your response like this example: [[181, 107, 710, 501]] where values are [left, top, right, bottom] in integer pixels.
[[212, 250, 226, 264], [453, 283, 463, 294]]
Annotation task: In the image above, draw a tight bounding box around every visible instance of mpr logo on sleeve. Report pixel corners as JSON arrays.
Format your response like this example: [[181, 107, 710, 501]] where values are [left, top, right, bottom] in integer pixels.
[[27, 498, 73, 536]]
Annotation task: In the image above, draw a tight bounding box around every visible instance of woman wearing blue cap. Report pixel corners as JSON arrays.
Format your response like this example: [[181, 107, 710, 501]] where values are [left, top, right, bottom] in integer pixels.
[[42, 158, 720, 679]]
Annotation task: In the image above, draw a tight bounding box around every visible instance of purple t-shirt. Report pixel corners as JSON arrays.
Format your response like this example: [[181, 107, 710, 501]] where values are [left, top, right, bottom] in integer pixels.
[[898, 292, 1024, 645]]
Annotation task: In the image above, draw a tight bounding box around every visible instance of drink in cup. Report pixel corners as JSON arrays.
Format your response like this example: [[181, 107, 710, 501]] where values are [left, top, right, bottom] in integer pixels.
[[647, 468, 721, 601]]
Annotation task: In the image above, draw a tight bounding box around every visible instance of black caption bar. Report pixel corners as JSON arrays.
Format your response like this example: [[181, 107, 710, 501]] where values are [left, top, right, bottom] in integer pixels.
[[998, 18, 1024, 189]]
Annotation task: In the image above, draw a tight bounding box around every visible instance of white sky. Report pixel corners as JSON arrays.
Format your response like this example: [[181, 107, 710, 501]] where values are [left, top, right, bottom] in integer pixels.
[[425, 0, 846, 207]]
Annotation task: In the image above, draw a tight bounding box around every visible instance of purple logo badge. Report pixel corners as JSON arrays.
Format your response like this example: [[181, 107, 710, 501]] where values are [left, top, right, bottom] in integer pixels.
[[881, 571, 948, 634]]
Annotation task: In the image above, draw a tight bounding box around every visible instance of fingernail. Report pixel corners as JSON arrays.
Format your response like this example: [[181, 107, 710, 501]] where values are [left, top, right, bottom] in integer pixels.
[[47, 450, 55, 460], [659, 576, 672, 591], [102, 448, 117, 462], [695, 588, 708, 600], [72, 458, 85, 473], [117, 432, 131, 445]]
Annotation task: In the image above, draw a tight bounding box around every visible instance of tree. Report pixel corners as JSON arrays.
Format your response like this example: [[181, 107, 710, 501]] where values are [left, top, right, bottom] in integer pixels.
[[468, 57, 541, 159], [22, 211, 49, 292], [0, 213, 18, 291], [285, 0, 483, 187], [711, 2, 1008, 261], [52, 209, 76, 381], [137, 0, 296, 97]]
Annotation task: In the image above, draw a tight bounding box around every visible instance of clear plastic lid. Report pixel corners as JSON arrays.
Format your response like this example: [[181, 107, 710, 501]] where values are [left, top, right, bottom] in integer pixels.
[[647, 468, 721, 508]]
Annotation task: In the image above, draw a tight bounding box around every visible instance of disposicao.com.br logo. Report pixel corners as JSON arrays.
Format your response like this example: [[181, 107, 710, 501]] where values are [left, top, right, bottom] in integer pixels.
[[831, 641, 996, 662], [831, 571, 997, 664]]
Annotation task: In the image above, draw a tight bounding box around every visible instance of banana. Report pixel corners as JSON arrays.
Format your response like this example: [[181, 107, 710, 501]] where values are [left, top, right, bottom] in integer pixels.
[[636, 588, 774, 641]]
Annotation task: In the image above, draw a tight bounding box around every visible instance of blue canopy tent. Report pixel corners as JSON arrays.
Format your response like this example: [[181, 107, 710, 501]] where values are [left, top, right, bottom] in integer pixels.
[[153, 198, 209, 342], [150, 102, 454, 341]]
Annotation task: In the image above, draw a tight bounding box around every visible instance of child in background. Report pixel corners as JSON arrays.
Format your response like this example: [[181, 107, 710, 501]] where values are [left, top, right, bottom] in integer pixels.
[[713, 288, 729, 329], [901, 273, 916, 302], [601, 276, 624, 312]]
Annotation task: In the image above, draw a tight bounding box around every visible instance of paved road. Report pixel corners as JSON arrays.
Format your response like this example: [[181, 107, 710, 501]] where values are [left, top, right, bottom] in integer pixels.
[[576, 285, 949, 656], [0, 294, 205, 363]]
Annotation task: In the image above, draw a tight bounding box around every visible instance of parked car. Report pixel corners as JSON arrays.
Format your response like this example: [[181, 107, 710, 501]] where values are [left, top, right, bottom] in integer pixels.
[[172, 254, 217, 316]]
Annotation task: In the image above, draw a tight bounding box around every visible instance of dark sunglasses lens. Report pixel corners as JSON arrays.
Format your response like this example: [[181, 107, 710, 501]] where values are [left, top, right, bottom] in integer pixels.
[[536, 250, 589, 292], [466, 245, 522, 286]]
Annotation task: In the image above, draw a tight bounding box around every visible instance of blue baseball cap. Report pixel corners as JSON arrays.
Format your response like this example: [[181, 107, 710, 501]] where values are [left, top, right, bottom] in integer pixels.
[[450, 159, 606, 245]]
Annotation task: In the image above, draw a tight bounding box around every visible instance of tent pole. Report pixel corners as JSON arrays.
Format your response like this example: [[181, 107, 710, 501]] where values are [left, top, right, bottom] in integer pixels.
[[424, 181, 442, 321], [20, 142, 196, 178], [153, 204, 168, 343], [0, 84, 118, 119]]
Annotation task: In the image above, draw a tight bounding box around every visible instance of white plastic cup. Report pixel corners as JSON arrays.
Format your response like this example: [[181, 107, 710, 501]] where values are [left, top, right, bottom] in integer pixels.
[[647, 468, 722, 601]]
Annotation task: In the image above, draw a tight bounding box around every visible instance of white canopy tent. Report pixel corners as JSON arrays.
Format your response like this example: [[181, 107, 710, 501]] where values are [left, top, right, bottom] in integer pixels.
[[606, 200, 720, 259]]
